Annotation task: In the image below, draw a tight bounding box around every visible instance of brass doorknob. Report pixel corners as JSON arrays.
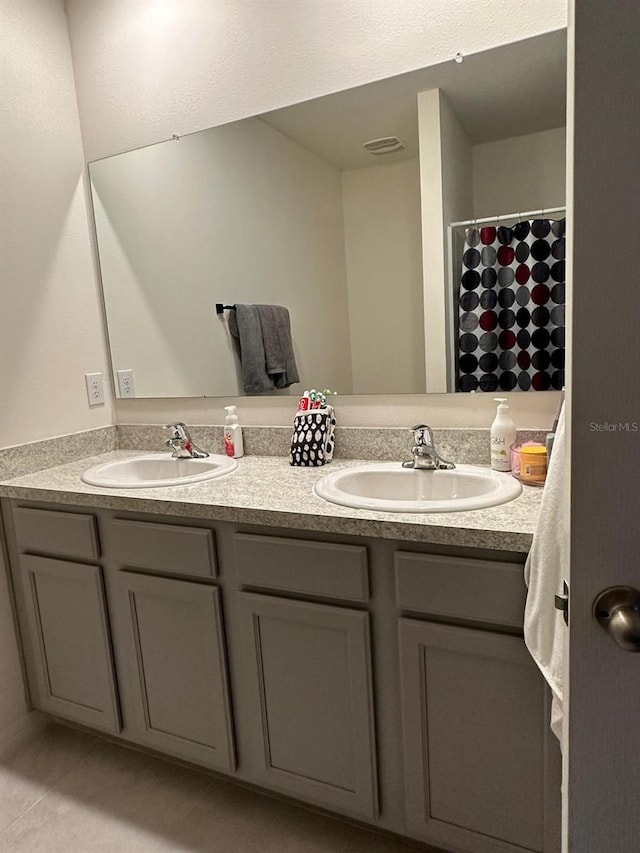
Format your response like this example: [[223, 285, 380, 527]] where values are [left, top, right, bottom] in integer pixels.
[[593, 587, 640, 652]]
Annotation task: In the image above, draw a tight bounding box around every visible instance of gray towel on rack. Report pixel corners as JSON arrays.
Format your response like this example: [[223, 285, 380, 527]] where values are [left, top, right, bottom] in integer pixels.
[[256, 304, 300, 389], [227, 305, 274, 393]]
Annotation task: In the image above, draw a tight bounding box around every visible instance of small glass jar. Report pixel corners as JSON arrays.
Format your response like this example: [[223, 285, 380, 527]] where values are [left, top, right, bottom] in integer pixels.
[[511, 443, 548, 486]]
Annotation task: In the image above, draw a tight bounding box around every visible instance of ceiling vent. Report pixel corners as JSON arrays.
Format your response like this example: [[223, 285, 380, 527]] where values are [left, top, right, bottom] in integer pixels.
[[362, 136, 406, 155]]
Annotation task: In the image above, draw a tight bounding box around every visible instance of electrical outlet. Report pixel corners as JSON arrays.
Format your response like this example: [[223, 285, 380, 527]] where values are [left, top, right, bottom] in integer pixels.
[[117, 369, 135, 398], [85, 372, 105, 407]]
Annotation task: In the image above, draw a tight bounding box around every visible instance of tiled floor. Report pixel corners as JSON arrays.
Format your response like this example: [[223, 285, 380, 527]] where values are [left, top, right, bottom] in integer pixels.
[[0, 724, 422, 852]]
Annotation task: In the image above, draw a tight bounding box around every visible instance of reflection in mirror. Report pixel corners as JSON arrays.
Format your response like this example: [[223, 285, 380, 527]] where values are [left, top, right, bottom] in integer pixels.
[[89, 30, 566, 399]]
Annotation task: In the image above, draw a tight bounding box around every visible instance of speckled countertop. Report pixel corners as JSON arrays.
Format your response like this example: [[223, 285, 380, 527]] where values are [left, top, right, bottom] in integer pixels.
[[0, 451, 542, 553]]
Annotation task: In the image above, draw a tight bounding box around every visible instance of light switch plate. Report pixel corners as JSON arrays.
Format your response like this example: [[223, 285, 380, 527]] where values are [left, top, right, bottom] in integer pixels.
[[85, 372, 105, 407], [117, 369, 135, 398]]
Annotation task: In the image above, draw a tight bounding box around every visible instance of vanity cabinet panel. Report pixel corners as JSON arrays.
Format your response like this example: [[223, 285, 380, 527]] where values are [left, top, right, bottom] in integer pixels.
[[16, 555, 120, 733], [395, 551, 526, 629], [234, 533, 369, 601], [238, 592, 378, 819], [13, 506, 100, 561], [110, 518, 216, 579], [110, 571, 235, 772], [399, 618, 559, 853]]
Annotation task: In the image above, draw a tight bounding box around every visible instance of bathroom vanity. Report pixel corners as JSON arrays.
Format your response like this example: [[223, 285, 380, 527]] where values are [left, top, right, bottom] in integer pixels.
[[0, 453, 560, 853]]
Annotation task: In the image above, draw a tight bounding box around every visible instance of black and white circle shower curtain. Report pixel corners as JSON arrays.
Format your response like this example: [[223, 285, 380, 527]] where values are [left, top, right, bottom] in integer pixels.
[[457, 218, 565, 392]]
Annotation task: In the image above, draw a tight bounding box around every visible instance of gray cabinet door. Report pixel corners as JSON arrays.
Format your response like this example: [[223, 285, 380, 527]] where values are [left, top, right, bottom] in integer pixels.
[[238, 593, 378, 819], [399, 618, 560, 853], [113, 571, 235, 772], [18, 555, 120, 733]]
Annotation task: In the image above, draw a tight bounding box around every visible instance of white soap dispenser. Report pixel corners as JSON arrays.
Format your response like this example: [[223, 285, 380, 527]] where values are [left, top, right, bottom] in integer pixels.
[[490, 398, 516, 472], [223, 405, 244, 459]]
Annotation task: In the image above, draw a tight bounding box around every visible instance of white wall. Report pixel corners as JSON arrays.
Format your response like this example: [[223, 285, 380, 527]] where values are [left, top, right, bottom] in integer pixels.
[[114, 390, 561, 431], [91, 117, 352, 397], [473, 127, 567, 217], [418, 90, 473, 393], [417, 90, 446, 393], [439, 95, 474, 390], [1, 0, 113, 448], [1, 0, 114, 744], [342, 159, 424, 394]]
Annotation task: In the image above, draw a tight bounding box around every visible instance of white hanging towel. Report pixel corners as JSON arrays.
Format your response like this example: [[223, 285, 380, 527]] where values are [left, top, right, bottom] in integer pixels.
[[523, 404, 568, 743]]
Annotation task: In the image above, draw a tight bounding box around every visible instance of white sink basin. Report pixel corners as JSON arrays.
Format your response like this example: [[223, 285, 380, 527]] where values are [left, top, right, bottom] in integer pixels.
[[81, 453, 238, 489], [314, 463, 522, 513]]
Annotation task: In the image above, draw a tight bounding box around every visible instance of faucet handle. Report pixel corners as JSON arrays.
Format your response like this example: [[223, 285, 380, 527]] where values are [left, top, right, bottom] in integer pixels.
[[411, 424, 434, 447], [162, 422, 209, 459], [164, 421, 191, 441], [405, 424, 455, 470]]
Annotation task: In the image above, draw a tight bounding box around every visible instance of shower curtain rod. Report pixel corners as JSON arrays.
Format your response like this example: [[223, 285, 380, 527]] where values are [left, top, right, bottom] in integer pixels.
[[450, 206, 566, 229]]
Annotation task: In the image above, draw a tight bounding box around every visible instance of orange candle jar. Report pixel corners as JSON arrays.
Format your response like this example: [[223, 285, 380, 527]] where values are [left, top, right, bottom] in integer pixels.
[[518, 445, 548, 485]]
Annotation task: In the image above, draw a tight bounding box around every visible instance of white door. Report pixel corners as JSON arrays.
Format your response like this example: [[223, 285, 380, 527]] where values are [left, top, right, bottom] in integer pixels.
[[567, 1, 640, 850]]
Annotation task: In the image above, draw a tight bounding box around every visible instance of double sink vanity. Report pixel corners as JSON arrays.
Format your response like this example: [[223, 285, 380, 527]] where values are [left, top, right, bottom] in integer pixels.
[[62, 28, 567, 850], [0, 426, 560, 853]]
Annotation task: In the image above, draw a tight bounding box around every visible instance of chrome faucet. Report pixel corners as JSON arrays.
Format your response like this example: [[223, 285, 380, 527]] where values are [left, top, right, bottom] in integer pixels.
[[163, 422, 209, 459], [402, 424, 455, 471]]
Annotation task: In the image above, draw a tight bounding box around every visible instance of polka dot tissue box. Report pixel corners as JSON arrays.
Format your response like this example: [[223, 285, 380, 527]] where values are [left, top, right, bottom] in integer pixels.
[[290, 406, 336, 466]]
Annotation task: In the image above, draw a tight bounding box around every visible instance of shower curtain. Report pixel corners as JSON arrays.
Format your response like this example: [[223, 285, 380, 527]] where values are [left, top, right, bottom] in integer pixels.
[[457, 218, 565, 392]]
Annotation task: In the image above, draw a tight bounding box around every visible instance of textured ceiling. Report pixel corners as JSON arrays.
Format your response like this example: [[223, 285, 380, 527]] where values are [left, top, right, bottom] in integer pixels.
[[261, 30, 567, 171]]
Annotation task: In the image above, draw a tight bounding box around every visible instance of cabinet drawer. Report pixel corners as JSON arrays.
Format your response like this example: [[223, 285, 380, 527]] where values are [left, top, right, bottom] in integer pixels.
[[395, 551, 526, 629], [111, 519, 216, 579], [13, 506, 100, 560], [234, 533, 368, 602]]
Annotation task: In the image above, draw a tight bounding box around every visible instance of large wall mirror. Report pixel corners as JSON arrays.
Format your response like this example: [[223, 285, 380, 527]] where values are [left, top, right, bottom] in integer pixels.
[[89, 30, 566, 399]]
